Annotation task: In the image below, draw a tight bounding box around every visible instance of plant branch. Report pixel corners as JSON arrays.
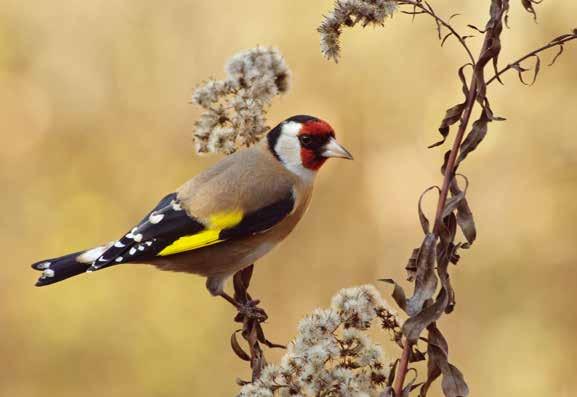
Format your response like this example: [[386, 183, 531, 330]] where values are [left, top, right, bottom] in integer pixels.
[[229, 265, 285, 384], [399, 0, 476, 64], [392, 339, 413, 396], [487, 31, 577, 85], [392, 12, 497, 397]]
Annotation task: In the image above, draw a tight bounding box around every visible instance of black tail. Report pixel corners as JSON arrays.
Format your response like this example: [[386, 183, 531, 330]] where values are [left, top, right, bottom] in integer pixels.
[[31, 250, 91, 286]]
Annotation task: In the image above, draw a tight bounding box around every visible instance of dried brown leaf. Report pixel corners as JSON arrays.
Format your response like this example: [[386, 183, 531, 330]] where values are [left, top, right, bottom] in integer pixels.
[[430, 103, 466, 148], [511, 62, 530, 85], [529, 54, 541, 85], [466, 24, 486, 34], [441, 364, 469, 397], [458, 63, 473, 98], [419, 323, 446, 397], [521, 0, 541, 21], [405, 248, 420, 282], [548, 44, 564, 66], [380, 278, 408, 312], [406, 234, 438, 317], [402, 288, 448, 344], [418, 186, 441, 234], [441, 32, 453, 47], [233, 265, 254, 302], [231, 330, 251, 361], [457, 111, 489, 165], [450, 177, 477, 245]]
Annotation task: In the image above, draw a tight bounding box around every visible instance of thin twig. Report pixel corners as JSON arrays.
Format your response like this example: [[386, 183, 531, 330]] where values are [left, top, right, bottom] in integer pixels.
[[486, 33, 577, 85], [399, 0, 476, 64]]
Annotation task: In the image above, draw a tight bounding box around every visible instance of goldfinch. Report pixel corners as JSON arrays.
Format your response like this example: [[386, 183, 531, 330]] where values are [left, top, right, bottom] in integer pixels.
[[31, 115, 352, 300]]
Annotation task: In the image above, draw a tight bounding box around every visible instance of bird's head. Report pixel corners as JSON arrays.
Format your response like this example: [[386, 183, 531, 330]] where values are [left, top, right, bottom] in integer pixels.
[[267, 115, 353, 179]]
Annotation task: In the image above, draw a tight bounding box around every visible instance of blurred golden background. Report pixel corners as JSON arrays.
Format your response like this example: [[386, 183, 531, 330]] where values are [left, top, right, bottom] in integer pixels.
[[1, 0, 576, 396]]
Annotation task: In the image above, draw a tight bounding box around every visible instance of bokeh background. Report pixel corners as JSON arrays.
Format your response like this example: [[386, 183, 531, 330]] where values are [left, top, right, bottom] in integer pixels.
[[1, 0, 576, 396]]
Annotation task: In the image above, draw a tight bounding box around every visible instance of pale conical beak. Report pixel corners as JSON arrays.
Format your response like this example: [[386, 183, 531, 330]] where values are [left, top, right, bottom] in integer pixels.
[[322, 138, 354, 160]]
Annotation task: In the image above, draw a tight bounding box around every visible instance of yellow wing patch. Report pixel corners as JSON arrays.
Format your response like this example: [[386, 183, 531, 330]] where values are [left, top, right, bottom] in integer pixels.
[[157, 210, 244, 256]]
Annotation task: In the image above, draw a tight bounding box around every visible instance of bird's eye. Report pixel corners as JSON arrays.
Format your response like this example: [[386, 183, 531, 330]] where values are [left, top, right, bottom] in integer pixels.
[[299, 135, 313, 146]]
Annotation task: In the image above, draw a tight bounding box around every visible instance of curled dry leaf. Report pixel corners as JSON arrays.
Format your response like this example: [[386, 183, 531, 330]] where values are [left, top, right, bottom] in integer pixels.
[[521, 0, 542, 21], [441, 32, 453, 47], [430, 103, 466, 148], [402, 288, 448, 344], [456, 100, 504, 166], [418, 186, 441, 234], [449, 177, 477, 245], [436, 212, 457, 313], [548, 44, 565, 66], [418, 323, 469, 397], [406, 234, 438, 317], [466, 24, 486, 34], [405, 248, 420, 281], [458, 63, 473, 97], [231, 330, 252, 362], [512, 55, 541, 85], [442, 363, 469, 397], [402, 368, 424, 397], [380, 278, 408, 312], [441, 175, 468, 219]]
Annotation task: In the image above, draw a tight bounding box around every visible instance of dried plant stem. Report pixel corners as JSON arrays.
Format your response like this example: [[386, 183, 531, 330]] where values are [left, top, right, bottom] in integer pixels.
[[392, 29, 493, 397], [393, 339, 413, 396], [399, 0, 476, 64], [432, 79, 478, 235], [229, 266, 285, 383], [487, 33, 577, 85]]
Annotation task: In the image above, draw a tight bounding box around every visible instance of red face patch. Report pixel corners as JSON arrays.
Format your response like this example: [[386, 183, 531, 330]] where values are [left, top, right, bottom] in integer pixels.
[[298, 119, 335, 170], [300, 149, 327, 170], [300, 120, 335, 138]]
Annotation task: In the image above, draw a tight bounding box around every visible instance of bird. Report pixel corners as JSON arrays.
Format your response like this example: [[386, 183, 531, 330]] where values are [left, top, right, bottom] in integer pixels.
[[31, 115, 353, 305]]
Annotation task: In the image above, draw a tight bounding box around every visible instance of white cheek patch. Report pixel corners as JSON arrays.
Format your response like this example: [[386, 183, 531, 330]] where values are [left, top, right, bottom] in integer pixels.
[[275, 121, 316, 182]]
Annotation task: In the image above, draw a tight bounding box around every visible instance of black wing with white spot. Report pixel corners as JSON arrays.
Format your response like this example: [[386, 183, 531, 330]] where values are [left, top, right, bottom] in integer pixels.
[[92, 191, 296, 269], [88, 193, 205, 271]]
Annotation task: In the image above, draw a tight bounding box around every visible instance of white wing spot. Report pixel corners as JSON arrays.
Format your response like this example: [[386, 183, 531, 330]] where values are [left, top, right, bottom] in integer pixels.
[[145, 241, 153, 246], [42, 269, 55, 278], [126, 227, 138, 240], [138, 245, 145, 251], [129, 247, 137, 255], [114, 241, 125, 248], [149, 213, 164, 224], [171, 200, 182, 211], [133, 234, 143, 242], [115, 257, 123, 263]]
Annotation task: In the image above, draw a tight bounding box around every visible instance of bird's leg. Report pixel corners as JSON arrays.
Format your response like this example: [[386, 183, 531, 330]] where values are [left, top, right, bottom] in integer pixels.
[[219, 291, 241, 309], [226, 265, 285, 382], [218, 265, 267, 323]]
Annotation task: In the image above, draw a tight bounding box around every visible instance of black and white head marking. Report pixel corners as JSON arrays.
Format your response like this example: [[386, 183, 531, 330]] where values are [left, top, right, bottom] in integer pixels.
[[268, 115, 320, 182]]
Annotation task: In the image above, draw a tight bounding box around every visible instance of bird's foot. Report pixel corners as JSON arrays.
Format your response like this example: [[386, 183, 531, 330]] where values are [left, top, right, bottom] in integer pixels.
[[234, 298, 268, 323], [219, 292, 268, 323]]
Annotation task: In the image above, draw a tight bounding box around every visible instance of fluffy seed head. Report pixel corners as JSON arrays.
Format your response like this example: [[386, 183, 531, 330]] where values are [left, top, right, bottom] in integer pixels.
[[191, 47, 290, 154], [319, 0, 398, 62], [239, 284, 395, 396]]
